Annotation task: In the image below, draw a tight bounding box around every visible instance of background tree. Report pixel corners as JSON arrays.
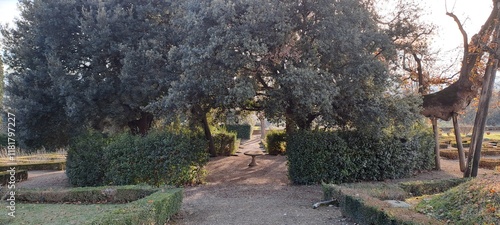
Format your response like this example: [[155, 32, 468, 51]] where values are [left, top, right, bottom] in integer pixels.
[[1, 0, 176, 148], [150, 0, 423, 145]]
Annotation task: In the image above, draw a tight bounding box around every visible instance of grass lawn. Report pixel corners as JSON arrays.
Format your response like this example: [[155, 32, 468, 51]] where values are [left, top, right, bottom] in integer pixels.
[[0, 203, 123, 225]]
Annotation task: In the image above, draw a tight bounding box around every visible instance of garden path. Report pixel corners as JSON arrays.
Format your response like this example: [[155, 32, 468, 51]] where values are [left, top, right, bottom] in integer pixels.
[[175, 134, 354, 225]]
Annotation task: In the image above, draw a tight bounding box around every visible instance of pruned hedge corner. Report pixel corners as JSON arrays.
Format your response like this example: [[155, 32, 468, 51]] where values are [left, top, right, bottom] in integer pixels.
[[16, 185, 183, 225]]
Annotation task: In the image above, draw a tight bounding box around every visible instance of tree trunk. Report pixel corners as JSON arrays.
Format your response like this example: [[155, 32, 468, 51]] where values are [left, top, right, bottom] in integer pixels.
[[128, 111, 154, 136], [201, 112, 217, 157], [465, 57, 498, 177], [452, 114, 466, 172], [258, 112, 266, 140], [431, 117, 440, 170]]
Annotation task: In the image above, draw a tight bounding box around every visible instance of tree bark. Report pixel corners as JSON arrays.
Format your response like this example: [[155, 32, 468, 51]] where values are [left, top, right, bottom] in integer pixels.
[[431, 117, 440, 170], [452, 114, 466, 172], [465, 57, 498, 177], [128, 111, 154, 136], [258, 112, 266, 140], [201, 112, 217, 157]]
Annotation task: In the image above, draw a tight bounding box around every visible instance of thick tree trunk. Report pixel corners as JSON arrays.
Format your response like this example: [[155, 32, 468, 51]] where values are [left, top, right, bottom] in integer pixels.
[[465, 57, 498, 177], [128, 111, 154, 136], [431, 117, 440, 170], [201, 112, 217, 157], [452, 114, 466, 172]]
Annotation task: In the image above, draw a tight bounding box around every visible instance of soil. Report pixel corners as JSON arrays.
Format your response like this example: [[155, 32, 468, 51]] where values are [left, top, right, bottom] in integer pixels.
[[12, 134, 498, 225]]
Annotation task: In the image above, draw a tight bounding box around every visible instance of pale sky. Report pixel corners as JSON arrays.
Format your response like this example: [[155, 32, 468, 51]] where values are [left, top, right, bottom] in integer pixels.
[[0, 0, 19, 27]]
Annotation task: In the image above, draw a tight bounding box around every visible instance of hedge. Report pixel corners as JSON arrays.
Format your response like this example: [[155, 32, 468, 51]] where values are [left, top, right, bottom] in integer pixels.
[[213, 131, 238, 156], [287, 130, 435, 184], [67, 129, 208, 187], [226, 124, 253, 139], [66, 131, 109, 187], [264, 130, 286, 155], [16, 185, 183, 225]]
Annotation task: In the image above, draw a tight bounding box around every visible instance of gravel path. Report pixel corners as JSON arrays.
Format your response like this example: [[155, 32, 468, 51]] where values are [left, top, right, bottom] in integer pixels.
[[175, 135, 354, 225]]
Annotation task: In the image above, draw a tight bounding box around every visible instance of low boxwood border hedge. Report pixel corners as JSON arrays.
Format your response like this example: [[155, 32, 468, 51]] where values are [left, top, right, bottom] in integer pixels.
[[323, 178, 467, 224], [16, 185, 182, 224], [0, 161, 66, 171], [0, 170, 28, 185]]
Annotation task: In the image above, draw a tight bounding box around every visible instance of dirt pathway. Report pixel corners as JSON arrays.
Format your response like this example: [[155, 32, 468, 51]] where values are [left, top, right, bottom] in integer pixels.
[[175, 135, 354, 225]]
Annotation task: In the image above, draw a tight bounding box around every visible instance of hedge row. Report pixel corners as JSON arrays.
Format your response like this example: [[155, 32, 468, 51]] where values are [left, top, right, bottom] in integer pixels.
[[265, 130, 286, 155], [225, 124, 253, 139], [213, 131, 238, 156], [287, 130, 435, 184], [66, 129, 208, 187]]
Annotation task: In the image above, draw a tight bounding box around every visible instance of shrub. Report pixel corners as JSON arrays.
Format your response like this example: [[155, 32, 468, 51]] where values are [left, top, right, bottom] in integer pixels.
[[212, 131, 237, 156], [66, 128, 209, 187], [104, 129, 208, 186], [226, 124, 253, 139], [66, 131, 109, 187], [287, 128, 435, 184], [265, 130, 286, 155]]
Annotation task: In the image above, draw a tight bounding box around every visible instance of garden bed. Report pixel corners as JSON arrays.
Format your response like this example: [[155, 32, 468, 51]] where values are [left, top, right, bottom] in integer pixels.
[[323, 178, 468, 224], [0, 185, 182, 225]]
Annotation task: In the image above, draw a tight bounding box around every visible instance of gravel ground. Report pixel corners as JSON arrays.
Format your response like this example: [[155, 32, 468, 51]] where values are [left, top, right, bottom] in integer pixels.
[[174, 136, 354, 225]]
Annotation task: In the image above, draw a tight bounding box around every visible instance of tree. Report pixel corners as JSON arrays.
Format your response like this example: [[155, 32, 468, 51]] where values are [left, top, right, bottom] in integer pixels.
[[1, 0, 176, 148], [419, 2, 498, 171], [150, 0, 423, 148]]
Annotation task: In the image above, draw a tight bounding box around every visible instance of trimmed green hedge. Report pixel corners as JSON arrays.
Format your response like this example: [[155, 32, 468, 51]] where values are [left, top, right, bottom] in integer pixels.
[[265, 130, 286, 155], [0, 170, 28, 185], [213, 131, 238, 156], [226, 124, 253, 139], [67, 129, 208, 187], [288, 130, 435, 184], [16, 185, 182, 225], [0, 161, 66, 171], [92, 188, 183, 225], [323, 183, 441, 225], [66, 131, 108, 187]]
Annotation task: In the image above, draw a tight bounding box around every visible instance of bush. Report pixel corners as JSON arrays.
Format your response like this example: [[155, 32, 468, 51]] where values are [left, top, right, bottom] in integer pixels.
[[265, 130, 286, 155], [213, 131, 237, 156], [226, 124, 253, 139], [287, 128, 435, 184], [66, 129, 209, 187], [104, 130, 208, 186], [66, 131, 109, 187]]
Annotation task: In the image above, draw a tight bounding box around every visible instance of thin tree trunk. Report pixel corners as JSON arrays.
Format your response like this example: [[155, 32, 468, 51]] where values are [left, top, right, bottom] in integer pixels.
[[431, 117, 440, 170], [452, 114, 466, 172], [202, 113, 217, 157], [258, 112, 266, 140], [465, 57, 498, 177]]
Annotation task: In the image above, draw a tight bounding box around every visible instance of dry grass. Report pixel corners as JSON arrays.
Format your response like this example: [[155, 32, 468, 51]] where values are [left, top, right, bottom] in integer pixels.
[[416, 173, 500, 224], [0, 147, 66, 165]]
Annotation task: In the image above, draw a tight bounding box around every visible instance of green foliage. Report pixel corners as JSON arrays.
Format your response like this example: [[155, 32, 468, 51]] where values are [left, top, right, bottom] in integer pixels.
[[287, 127, 435, 184], [66, 129, 208, 187], [264, 130, 286, 155], [1, 0, 177, 149], [226, 124, 253, 140], [66, 131, 109, 187], [212, 131, 237, 156], [92, 188, 183, 225]]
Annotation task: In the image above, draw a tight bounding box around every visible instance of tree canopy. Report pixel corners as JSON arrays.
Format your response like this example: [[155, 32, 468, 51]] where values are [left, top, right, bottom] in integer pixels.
[[1, 0, 177, 148], [1, 0, 427, 149]]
